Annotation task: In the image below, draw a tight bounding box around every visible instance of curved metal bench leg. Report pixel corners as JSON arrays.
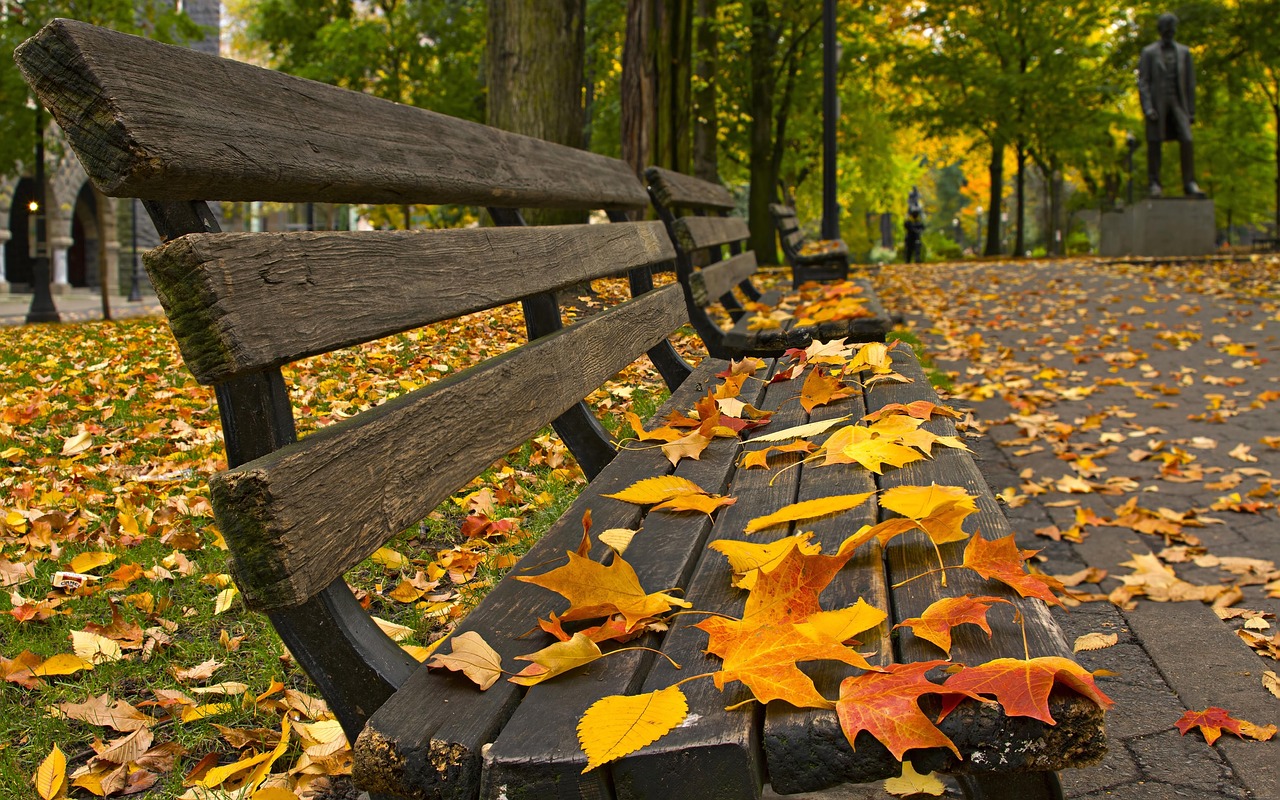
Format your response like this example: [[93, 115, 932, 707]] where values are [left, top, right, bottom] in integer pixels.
[[955, 771, 1064, 800]]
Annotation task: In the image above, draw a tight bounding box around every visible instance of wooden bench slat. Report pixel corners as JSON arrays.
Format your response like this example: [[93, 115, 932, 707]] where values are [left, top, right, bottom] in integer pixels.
[[645, 165, 737, 212], [481, 376, 771, 797], [760, 397, 898, 794], [354, 359, 725, 800], [210, 284, 686, 612], [674, 216, 751, 251], [145, 222, 674, 384], [610, 369, 806, 800], [688, 251, 758, 308], [16, 19, 649, 210]]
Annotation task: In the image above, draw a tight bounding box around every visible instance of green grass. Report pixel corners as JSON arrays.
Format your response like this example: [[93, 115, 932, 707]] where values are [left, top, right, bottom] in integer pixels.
[[886, 328, 954, 392]]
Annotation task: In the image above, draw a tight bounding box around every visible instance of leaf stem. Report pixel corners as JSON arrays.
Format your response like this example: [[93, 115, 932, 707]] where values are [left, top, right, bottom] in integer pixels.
[[672, 671, 718, 689], [608, 645, 681, 671]]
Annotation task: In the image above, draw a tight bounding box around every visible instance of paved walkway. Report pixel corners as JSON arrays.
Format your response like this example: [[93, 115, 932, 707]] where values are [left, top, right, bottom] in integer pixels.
[[0, 289, 163, 326], [861, 257, 1279, 799]]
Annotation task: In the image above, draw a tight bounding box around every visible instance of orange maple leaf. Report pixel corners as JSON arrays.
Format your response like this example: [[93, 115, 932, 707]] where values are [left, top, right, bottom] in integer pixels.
[[894, 596, 1010, 657], [800, 368, 856, 413], [740, 536, 860, 624], [961, 533, 1064, 607], [698, 616, 873, 708], [820, 424, 926, 474], [740, 439, 816, 470], [836, 661, 959, 760], [1175, 707, 1278, 745], [516, 551, 691, 629], [940, 656, 1114, 725], [862, 400, 962, 423]]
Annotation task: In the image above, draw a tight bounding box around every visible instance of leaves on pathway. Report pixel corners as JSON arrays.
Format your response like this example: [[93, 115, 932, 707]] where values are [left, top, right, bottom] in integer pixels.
[[1175, 707, 1277, 745]]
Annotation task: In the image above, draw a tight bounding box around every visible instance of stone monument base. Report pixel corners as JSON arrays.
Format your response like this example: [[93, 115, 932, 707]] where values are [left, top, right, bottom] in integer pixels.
[[1100, 198, 1215, 257]]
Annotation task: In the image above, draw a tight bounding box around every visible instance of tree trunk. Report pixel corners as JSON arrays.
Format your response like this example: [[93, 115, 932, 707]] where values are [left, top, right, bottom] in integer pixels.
[[621, 0, 654, 180], [1274, 99, 1279, 235], [488, 0, 586, 226], [1014, 142, 1026, 256], [654, 0, 693, 175], [984, 136, 1003, 256], [748, 0, 779, 264], [692, 0, 718, 182]]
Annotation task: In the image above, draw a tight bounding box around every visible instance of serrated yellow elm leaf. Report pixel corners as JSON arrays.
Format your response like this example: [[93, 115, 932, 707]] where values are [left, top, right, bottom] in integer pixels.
[[578, 686, 688, 772], [603, 475, 706, 505], [745, 492, 875, 534], [68, 551, 116, 574], [598, 528, 636, 555], [34, 744, 66, 800]]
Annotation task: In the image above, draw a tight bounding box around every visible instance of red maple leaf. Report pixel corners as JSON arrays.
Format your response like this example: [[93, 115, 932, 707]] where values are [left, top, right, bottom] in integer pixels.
[[836, 661, 959, 760], [894, 596, 1010, 657], [1176, 707, 1278, 745], [961, 532, 1064, 607], [940, 656, 1114, 725]]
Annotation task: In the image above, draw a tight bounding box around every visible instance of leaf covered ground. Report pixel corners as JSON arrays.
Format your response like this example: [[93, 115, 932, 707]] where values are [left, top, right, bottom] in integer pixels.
[[0, 279, 678, 799]]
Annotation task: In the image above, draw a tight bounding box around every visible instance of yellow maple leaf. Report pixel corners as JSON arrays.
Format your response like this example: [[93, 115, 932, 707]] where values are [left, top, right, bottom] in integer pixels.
[[623, 411, 684, 442], [878, 484, 979, 545], [651, 492, 737, 516], [516, 550, 691, 628], [577, 686, 688, 772]]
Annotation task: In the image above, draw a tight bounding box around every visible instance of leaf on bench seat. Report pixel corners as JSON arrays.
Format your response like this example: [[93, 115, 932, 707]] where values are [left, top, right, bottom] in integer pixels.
[[578, 686, 688, 772], [938, 657, 1115, 726], [509, 632, 604, 687], [836, 661, 959, 761], [894, 596, 1011, 657], [426, 631, 503, 691], [516, 550, 691, 629], [743, 492, 874, 534], [961, 532, 1065, 607]]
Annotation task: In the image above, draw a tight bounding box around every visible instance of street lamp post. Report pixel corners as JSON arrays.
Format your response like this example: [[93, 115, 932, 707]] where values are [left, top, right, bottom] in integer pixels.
[[128, 198, 142, 301], [26, 105, 60, 324], [820, 0, 840, 240]]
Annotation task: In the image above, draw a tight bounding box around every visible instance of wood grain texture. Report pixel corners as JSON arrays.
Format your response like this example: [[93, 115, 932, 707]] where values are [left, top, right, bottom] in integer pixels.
[[674, 216, 751, 251], [480, 370, 769, 799], [610, 366, 806, 800], [16, 19, 648, 209], [353, 359, 727, 800], [210, 284, 686, 612], [867, 347, 1106, 773], [645, 166, 736, 211], [144, 222, 673, 384], [762, 393, 900, 793]]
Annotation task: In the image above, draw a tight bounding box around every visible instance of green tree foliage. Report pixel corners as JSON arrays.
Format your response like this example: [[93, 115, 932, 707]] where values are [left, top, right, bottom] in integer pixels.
[[1, 1, 200, 178]]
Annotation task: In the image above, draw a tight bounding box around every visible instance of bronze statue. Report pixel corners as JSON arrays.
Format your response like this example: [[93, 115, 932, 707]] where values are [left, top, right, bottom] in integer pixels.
[[1138, 13, 1204, 198]]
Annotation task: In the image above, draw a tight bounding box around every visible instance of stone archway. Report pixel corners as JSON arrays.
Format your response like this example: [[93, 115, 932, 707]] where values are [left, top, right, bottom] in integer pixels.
[[68, 182, 100, 289], [4, 177, 38, 291]]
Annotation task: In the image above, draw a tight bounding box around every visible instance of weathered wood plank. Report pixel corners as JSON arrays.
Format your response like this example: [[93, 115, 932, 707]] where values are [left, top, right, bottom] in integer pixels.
[[210, 284, 687, 612], [689, 251, 758, 309], [761, 394, 901, 793], [611, 367, 807, 800], [868, 347, 1107, 775], [16, 20, 648, 209], [353, 359, 727, 800], [479, 370, 770, 799], [674, 216, 751, 251], [144, 222, 674, 384], [645, 166, 737, 212]]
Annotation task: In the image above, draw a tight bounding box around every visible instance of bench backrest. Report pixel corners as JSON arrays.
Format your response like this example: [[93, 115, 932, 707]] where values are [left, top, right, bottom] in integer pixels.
[[645, 167, 766, 355], [769, 203, 807, 262], [17, 18, 688, 737]]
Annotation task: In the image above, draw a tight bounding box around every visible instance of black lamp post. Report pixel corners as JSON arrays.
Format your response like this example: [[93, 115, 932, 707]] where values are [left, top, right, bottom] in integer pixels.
[[820, 0, 840, 240], [128, 198, 142, 301], [26, 105, 60, 324]]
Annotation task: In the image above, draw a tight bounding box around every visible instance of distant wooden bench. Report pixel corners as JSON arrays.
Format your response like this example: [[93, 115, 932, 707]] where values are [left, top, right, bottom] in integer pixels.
[[770, 203, 852, 286], [19, 19, 1105, 800], [647, 168, 888, 360], [1252, 237, 1277, 253]]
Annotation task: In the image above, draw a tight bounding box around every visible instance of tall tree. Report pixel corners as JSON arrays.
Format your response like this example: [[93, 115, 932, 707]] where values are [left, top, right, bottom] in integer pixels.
[[692, 0, 719, 182], [488, 0, 586, 226]]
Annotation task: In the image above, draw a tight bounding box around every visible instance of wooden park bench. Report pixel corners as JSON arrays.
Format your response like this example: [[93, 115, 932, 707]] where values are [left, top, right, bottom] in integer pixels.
[[769, 203, 852, 286], [18, 19, 1106, 800], [646, 167, 888, 360]]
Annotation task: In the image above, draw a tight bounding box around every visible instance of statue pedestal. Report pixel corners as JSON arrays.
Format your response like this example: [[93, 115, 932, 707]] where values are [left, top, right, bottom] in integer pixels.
[[1101, 198, 1216, 257]]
